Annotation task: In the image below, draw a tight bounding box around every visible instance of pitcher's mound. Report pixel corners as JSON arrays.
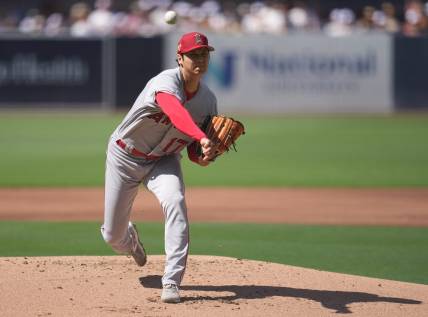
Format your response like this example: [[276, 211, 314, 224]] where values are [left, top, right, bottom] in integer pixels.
[[1, 255, 426, 316]]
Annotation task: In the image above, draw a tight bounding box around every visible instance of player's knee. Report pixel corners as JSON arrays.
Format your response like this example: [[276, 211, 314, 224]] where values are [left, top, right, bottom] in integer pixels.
[[161, 192, 185, 210]]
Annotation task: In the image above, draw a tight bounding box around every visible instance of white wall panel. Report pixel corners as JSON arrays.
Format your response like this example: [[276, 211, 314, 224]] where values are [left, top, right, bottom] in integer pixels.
[[164, 33, 393, 113]]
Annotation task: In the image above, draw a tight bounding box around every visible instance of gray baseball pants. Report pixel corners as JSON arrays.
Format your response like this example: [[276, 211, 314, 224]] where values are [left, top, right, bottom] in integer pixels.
[[101, 139, 189, 286]]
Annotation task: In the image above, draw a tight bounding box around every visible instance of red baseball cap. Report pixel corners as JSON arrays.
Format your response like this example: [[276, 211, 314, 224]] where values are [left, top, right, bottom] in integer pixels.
[[177, 32, 215, 54]]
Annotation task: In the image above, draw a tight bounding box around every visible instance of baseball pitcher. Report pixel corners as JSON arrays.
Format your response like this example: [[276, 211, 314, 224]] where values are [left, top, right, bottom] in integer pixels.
[[101, 32, 244, 303]]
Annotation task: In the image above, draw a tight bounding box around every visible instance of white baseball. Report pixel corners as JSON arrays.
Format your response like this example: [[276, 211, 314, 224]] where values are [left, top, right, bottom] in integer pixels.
[[164, 10, 177, 25]]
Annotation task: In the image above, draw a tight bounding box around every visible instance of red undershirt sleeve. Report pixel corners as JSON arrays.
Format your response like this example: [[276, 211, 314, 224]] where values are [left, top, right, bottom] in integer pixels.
[[155, 92, 206, 141]]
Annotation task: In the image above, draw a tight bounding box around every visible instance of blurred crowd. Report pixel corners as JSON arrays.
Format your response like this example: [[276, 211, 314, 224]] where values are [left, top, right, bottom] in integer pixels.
[[0, 0, 428, 37]]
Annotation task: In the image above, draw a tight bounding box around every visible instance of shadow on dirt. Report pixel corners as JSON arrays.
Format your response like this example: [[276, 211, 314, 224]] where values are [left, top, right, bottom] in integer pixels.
[[139, 274, 422, 314]]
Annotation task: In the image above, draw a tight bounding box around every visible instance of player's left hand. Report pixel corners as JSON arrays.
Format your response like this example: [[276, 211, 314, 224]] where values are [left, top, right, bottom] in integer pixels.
[[201, 115, 245, 160]]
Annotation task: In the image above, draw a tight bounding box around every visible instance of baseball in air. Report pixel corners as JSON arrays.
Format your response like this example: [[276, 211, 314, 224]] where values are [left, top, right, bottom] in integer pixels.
[[164, 10, 177, 25]]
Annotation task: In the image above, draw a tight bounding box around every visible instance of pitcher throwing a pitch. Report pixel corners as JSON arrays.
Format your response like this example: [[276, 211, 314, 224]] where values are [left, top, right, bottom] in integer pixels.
[[101, 32, 218, 304]]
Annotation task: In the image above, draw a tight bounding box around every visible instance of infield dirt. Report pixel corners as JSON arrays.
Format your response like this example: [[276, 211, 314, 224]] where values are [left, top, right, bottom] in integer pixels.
[[1, 187, 427, 316], [1, 255, 428, 317], [1, 187, 427, 225]]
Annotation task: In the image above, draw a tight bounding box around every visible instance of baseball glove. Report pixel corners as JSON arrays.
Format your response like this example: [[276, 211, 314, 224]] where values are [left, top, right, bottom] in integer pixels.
[[200, 115, 245, 159]]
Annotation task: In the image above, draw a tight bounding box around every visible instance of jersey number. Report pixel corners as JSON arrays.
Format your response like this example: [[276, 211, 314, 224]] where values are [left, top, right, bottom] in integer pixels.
[[162, 138, 188, 154]]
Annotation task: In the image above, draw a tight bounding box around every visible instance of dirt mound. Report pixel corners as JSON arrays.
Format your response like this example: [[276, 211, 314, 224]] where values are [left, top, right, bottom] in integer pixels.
[[1, 255, 427, 316]]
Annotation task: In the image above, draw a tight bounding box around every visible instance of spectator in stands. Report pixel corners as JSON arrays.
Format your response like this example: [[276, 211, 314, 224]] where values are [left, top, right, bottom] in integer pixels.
[[87, 0, 116, 36], [0, 11, 19, 33], [146, 0, 177, 35], [262, 1, 288, 34], [69, 2, 91, 37], [18, 9, 45, 35], [170, 1, 197, 32], [324, 8, 355, 37], [355, 5, 378, 32], [287, 2, 309, 32], [287, 1, 320, 33], [44, 13, 65, 36], [114, 1, 154, 37], [2, 0, 428, 38], [240, 1, 287, 34], [204, 0, 241, 34], [239, 2, 260, 33], [402, 0, 428, 36], [380, 2, 401, 33]]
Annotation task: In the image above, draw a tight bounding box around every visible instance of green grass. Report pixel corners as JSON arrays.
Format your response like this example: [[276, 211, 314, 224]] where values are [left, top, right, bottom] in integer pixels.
[[0, 113, 428, 187], [1, 221, 427, 285], [0, 113, 119, 187], [2, 114, 426, 286]]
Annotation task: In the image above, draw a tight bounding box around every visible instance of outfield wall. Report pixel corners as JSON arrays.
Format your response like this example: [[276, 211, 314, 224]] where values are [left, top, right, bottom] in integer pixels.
[[0, 38, 104, 108], [394, 36, 428, 110], [0, 37, 162, 110], [164, 33, 394, 113], [0, 34, 427, 113]]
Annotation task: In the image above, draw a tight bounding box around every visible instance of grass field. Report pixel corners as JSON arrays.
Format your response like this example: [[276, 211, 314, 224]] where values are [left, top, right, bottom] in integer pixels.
[[1, 113, 427, 285], [1, 221, 427, 285], [0, 113, 427, 186]]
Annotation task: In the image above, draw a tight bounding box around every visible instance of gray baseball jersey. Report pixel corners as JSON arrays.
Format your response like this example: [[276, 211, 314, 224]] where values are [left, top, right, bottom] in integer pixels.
[[102, 66, 217, 287], [113, 67, 217, 158]]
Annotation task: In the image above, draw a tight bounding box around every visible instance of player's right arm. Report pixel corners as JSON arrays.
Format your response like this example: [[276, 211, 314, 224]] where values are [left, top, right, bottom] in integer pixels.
[[155, 92, 215, 161]]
